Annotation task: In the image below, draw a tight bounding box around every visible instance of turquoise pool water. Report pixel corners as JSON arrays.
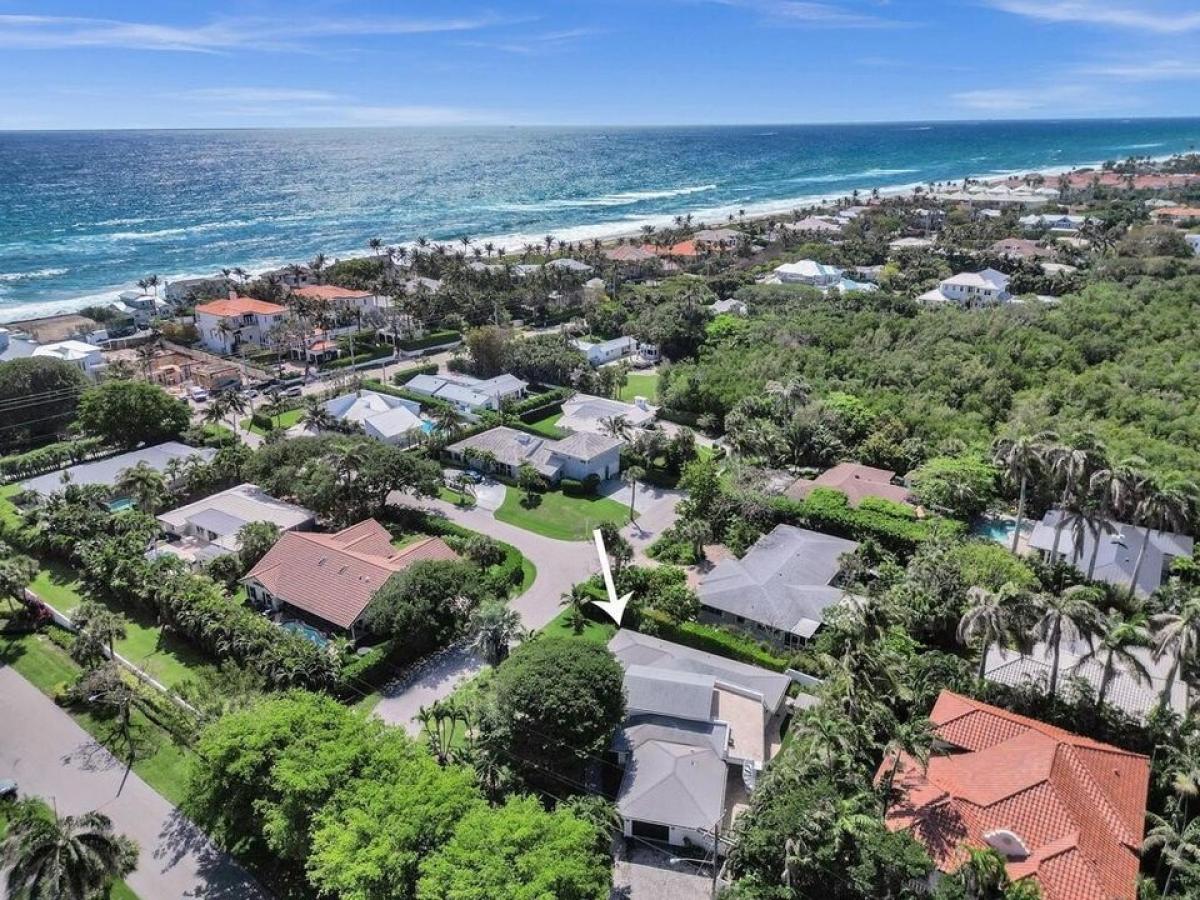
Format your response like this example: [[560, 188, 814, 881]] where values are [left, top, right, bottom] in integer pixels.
[[973, 518, 1016, 545], [282, 620, 329, 647], [107, 497, 134, 513], [421, 421, 435, 434]]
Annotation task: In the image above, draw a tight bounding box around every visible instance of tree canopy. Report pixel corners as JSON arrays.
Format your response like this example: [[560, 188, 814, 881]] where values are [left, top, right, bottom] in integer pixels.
[[75, 379, 189, 448]]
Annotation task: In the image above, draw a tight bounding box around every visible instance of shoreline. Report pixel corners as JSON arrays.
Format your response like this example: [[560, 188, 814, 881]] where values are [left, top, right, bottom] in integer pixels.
[[0, 150, 1187, 325]]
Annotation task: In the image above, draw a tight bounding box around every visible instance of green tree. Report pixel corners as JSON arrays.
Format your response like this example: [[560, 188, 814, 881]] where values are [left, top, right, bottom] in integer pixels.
[[237, 520, 281, 573], [621, 464, 645, 523], [0, 544, 38, 612], [516, 463, 544, 505], [70, 600, 128, 669], [416, 795, 609, 900], [0, 357, 88, 454], [1, 800, 138, 900], [1152, 593, 1200, 708], [991, 433, 1054, 554], [114, 461, 169, 513], [910, 455, 996, 520], [558, 584, 591, 635], [1080, 609, 1151, 709], [957, 583, 1024, 680], [469, 599, 526, 666], [483, 637, 625, 793], [1130, 476, 1195, 600], [364, 560, 484, 648], [1032, 586, 1101, 695], [76, 380, 189, 448]]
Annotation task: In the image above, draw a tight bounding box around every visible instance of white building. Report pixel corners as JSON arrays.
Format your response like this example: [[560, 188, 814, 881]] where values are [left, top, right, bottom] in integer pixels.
[[572, 335, 638, 366], [918, 268, 1012, 306], [290, 284, 387, 312], [194, 294, 290, 354], [1186, 234, 1200, 256], [770, 259, 842, 287], [153, 483, 315, 566], [556, 393, 656, 436], [445, 426, 623, 483], [1019, 213, 1089, 233], [405, 372, 528, 414], [322, 390, 427, 446]]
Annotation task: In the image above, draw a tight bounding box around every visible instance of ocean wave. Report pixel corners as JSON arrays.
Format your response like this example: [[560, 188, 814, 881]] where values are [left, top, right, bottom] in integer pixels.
[[787, 167, 919, 184], [89, 216, 148, 227], [487, 184, 717, 212], [1116, 142, 1163, 150], [0, 267, 69, 282], [103, 219, 257, 241]]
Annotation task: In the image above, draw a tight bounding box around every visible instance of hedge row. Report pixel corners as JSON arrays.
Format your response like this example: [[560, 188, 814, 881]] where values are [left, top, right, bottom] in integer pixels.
[[511, 386, 573, 420], [321, 345, 394, 371], [360, 378, 456, 416], [397, 330, 461, 352], [392, 363, 440, 385], [0, 437, 111, 482], [639, 609, 791, 671], [769, 486, 959, 555]]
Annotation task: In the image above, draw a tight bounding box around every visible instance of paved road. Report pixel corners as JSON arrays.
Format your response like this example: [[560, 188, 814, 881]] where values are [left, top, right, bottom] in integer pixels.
[[0, 666, 265, 900]]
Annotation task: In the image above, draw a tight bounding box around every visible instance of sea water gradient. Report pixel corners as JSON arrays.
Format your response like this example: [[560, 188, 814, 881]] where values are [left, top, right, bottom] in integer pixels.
[[1, 119, 1198, 321]]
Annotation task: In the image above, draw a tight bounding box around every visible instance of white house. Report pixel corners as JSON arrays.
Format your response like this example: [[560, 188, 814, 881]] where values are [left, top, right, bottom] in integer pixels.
[[405, 372, 528, 414], [290, 284, 387, 312], [1186, 234, 1200, 256], [918, 268, 1012, 306], [770, 259, 842, 287], [322, 390, 427, 446], [445, 426, 622, 482], [1019, 213, 1088, 233], [556, 393, 656, 436], [546, 258, 594, 275], [31, 340, 107, 379], [572, 335, 638, 366], [194, 294, 290, 354]]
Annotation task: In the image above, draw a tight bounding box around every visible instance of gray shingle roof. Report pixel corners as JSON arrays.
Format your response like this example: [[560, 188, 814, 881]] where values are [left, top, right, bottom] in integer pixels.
[[1029, 510, 1193, 598], [609, 629, 790, 712], [22, 442, 217, 497], [616, 737, 728, 832], [625, 666, 715, 721], [697, 524, 857, 637]]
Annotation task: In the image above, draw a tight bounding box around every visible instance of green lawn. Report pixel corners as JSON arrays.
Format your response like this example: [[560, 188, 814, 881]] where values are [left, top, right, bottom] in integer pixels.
[[240, 406, 304, 436], [438, 485, 476, 507], [619, 372, 660, 404], [538, 608, 617, 645], [29, 557, 86, 611], [522, 412, 568, 439], [1, 482, 26, 530], [0, 631, 192, 806], [494, 489, 633, 541]]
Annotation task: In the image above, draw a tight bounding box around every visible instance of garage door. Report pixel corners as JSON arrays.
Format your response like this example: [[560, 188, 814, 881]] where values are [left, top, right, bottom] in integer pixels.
[[631, 820, 670, 842]]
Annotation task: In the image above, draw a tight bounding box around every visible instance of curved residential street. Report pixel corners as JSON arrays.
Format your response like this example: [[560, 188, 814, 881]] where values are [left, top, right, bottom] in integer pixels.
[[373, 483, 683, 733], [0, 666, 266, 900]]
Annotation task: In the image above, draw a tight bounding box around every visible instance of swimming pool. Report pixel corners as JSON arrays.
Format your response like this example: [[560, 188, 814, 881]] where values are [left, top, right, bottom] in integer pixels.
[[973, 517, 1016, 545], [282, 620, 329, 647], [421, 421, 436, 434], [107, 497, 135, 513]]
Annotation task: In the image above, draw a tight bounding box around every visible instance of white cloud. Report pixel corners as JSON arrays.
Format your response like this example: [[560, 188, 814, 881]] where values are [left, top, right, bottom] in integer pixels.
[[0, 13, 523, 54], [459, 28, 600, 55], [986, 1, 1200, 34], [952, 84, 1091, 112], [182, 88, 342, 103], [333, 105, 508, 126], [705, 0, 910, 28], [1076, 59, 1200, 80]]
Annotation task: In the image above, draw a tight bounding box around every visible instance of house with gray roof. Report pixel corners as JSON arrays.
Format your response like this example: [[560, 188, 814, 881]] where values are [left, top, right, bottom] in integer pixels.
[[556, 393, 656, 437], [572, 335, 638, 366], [698, 524, 857, 647], [607, 630, 797, 851], [21, 442, 217, 502], [405, 371, 527, 414], [445, 425, 622, 483], [983, 638, 1186, 723], [1028, 510, 1193, 598]]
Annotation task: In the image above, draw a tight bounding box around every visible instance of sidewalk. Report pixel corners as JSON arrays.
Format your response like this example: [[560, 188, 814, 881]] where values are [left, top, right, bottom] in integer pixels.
[[0, 666, 266, 900]]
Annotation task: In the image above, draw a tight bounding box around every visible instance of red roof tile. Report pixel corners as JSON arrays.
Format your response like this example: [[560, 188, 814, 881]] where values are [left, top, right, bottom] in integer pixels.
[[786, 462, 912, 507], [195, 296, 288, 317], [242, 519, 458, 629], [877, 691, 1150, 900], [291, 284, 375, 301]]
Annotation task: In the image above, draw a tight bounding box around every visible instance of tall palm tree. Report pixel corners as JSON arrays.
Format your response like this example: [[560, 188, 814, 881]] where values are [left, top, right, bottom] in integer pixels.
[[215, 388, 247, 435], [1085, 457, 1146, 579], [559, 584, 591, 634], [114, 462, 169, 513], [1046, 435, 1107, 563], [70, 601, 129, 669], [622, 465, 646, 525], [368, 237, 383, 257], [1152, 595, 1200, 708], [1032, 586, 1101, 696], [765, 377, 809, 415], [469, 599, 526, 666], [790, 706, 860, 779], [1144, 804, 1200, 898], [299, 397, 335, 434], [1130, 476, 1196, 600], [1, 802, 138, 900], [957, 583, 1025, 680], [880, 717, 936, 816], [991, 432, 1054, 554], [1079, 609, 1151, 708], [599, 415, 630, 441]]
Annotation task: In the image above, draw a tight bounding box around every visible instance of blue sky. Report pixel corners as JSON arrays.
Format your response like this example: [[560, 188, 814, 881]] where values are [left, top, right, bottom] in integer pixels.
[[1, 1, 1198, 128]]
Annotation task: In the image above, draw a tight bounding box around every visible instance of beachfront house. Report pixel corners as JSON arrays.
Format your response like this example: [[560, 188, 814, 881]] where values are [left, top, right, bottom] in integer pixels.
[[194, 293, 289, 354], [878, 691, 1149, 900], [1028, 510, 1193, 598], [152, 483, 315, 566], [917, 268, 1011, 306], [0, 329, 107, 380], [697, 524, 858, 648], [405, 372, 527, 414], [242, 519, 458, 642], [165, 275, 232, 305], [607, 629, 798, 851], [1019, 213, 1088, 233], [445, 426, 622, 483], [783, 216, 842, 236], [290, 284, 387, 313], [770, 259, 842, 287]]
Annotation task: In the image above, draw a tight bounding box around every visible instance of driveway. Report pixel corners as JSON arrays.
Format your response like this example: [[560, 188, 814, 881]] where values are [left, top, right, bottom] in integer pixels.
[[611, 843, 713, 899], [0, 666, 266, 900], [602, 482, 685, 563], [374, 495, 599, 730]]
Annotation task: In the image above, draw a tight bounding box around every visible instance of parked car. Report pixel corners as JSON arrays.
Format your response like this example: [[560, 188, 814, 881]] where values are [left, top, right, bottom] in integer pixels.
[[240, 388, 259, 399], [188, 386, 209, 403], [282, 385, 303, 399], [460, 470, 484, 484]]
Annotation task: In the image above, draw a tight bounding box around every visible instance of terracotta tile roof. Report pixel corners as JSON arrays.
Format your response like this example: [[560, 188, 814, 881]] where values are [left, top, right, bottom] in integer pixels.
[[195, 296, 288, 317], [291, 284, 374, 301], [606, 244, 657, 262], [878, 691, 1150, 900], [785, 462, 912, 507], [242, 519, 458, 629]]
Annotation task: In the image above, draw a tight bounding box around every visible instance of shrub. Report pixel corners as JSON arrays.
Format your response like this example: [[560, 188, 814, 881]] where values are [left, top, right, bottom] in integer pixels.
[[770, 487, 959, 555], [392, 363, 439, 385], [397, 330, 461, 352]]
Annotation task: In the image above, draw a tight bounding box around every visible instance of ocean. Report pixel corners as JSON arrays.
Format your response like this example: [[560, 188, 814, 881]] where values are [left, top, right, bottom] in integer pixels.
[[1, 118, 1198, 322]]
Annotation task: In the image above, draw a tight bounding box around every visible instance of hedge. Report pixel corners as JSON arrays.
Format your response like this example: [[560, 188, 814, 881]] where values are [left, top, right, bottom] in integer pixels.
[[639, 609, 791, 671], [321, 346, 394, 371], [769, 487, 959, 555], [397, 330, 461, 352], [392, 363, 439, 385], [0, 437, 111, 483], [508, 386, 573, 418], [360, 378, 456, 416]]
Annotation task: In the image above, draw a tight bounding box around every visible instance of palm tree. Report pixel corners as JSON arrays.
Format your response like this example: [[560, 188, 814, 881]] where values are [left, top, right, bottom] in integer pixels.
[[599, 415, 630, 441], [991, 433, 1054, 554], [299, 397, 335, 434], [1080, 609, 1151, 708], [1130, 476, 1196, 601], [70, 601, 129, 669], [1152, 595, 1200, 708], [790, 706, 859, 778], [879, 717, 936, 816], [114, 462, 169, 513], [559, 584, 591, 634], [215, 388, 247, 435], [1032, 586, 1101, 696], [622, 465, 646, 525], [1145, 804, 1200, 897], [765, 377, 809, 415], [469, 599, 526, 665], [1, 802, 138, 900], [957, 583, 1025, 680], [1046, 435, 1107, 563], [1084, 458, 1145, 578], [368, 237, 383, 257]]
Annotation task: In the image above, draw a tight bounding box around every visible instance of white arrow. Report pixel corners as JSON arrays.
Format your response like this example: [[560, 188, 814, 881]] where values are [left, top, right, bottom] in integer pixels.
[[592, 528, 633, 626]]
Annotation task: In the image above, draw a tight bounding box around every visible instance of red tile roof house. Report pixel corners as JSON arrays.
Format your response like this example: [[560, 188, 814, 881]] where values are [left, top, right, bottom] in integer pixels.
[[193, 293, 289, 355], [877, 691, 1150, 900], [242, 519, 458, 641], [290, 283, 386, 312], [785, 462, 913, 508]]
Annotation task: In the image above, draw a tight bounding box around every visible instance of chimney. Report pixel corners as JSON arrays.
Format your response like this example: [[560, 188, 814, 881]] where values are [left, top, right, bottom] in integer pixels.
[[228, 289, 238, 301]]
